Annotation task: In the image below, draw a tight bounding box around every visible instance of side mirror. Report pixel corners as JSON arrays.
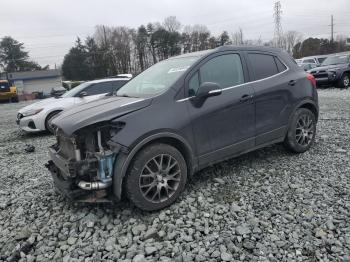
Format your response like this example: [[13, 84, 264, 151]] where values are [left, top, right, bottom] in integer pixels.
[[192, 82, 222, 107], [78, 91, 88, 98], [196, 82, 222, 99]]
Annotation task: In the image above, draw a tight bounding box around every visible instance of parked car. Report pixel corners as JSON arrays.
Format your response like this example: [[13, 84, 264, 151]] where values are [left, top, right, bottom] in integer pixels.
[[297, 55, 328, 66], [299, 63, 317, 71], [46, 46, 319, 211], [308, 53, 350, 88], [16, 78, 130, 133]]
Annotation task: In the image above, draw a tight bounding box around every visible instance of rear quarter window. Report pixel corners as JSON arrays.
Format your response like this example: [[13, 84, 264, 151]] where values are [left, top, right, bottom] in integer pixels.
[[248, 53, 279, 81], [275, 57, 287, 72]]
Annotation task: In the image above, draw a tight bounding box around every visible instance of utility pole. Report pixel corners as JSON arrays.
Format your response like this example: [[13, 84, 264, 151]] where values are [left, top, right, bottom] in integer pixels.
[[330, 15, 334, 43], [273, 1, 283, 48]]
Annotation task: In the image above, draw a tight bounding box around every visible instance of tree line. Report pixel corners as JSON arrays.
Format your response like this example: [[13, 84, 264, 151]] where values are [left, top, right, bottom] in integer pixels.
[[1, 16, 349, 79], [62, 16, 350, 81], [62, 17, 235, 80]]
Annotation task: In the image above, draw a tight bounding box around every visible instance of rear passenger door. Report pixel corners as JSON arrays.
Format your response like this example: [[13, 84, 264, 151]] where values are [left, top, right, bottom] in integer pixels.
[[245, 52, 291, 145], [185, 52, 255, 166]]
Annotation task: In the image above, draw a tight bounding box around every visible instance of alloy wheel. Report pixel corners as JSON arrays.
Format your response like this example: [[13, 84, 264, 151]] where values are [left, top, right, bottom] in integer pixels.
[[139, 154, 181, 203], [343, 75, 350, 87], [295, 114, 314, 146]]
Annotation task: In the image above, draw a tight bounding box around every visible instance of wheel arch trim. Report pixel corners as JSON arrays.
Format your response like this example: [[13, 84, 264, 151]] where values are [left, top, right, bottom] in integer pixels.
[[112, 132, 196, 200], [287, 98, 319, 132]]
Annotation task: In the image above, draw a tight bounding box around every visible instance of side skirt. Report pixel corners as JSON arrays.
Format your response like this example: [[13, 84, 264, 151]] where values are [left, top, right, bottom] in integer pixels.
[[197, 134, 285, 171]]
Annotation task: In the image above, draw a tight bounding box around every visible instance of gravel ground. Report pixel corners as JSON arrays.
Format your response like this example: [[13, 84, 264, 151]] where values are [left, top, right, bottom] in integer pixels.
[[0, 89, 350, 262]]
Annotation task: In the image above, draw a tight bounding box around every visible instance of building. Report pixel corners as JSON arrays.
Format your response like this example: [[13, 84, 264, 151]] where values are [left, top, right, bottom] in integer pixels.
[[7, 69, 62, 97]]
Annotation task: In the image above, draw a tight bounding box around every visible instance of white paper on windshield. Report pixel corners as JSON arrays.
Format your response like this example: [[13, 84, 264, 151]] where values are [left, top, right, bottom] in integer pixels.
[[168, 66, 190, 73]]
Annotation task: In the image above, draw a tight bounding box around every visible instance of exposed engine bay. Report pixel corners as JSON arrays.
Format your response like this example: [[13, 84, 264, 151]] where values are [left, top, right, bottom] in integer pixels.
[[46, 122, 125, 202]]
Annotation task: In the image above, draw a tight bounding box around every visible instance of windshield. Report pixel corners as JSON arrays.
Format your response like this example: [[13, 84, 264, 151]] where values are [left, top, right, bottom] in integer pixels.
[[116, 56, 201, 98], [61, 82, 90, 97], [321, 55, 350, 66]]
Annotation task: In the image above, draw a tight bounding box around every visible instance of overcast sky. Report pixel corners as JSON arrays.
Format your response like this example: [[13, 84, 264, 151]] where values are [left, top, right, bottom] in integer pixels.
[[1, 0, 349, 67]]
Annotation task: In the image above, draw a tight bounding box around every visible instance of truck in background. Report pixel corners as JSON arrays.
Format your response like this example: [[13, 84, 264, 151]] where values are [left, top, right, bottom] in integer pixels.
[[0, 80, 18, 102]]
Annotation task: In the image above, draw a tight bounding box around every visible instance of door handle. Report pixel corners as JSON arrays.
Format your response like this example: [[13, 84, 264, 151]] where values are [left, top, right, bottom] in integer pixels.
[[239, 94, 253, 103], [288, 80, 296, 86]]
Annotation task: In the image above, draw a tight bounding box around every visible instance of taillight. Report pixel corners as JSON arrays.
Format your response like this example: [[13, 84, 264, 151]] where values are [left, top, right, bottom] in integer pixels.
[[306, 73, 316, 88]]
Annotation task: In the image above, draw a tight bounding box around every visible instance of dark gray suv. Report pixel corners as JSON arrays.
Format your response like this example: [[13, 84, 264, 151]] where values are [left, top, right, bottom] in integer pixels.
[[46, 46, 319, 211]]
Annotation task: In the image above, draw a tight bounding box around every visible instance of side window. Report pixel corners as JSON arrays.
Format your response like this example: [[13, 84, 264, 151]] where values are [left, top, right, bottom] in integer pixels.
[[200, 54, 244, 89], [188, 72, 200, 96], [111, 80, 128, 93], [84, 82, 113, 96], [248, 53, 279, 80], [275, 57, 287, 72], [304, 59, 316, 64], [318, 57, 326, 64]]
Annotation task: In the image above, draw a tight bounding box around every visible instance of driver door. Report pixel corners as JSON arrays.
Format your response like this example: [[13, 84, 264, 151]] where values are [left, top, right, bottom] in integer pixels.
[[185, 52, 255, 167]]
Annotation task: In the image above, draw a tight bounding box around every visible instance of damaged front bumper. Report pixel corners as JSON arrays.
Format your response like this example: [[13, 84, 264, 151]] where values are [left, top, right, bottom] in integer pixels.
[[46, 144, 116, 202]]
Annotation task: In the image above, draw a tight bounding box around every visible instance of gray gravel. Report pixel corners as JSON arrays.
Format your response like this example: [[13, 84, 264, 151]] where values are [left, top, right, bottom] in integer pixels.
[[1, 88, 350, 261]]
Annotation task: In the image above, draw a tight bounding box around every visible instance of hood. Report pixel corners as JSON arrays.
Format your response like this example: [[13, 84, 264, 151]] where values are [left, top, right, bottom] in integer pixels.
[[18, 97, 58, 113], [310, 63, 348, 73], [52, 96, 151, 136]]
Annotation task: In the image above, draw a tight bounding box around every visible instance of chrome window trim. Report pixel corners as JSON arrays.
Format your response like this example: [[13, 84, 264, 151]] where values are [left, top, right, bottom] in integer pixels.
[[176, 58, 290, 102]]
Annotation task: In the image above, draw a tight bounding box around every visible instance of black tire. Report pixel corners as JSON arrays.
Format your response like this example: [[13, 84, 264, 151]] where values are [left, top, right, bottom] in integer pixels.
[[284, 108, 316, 153], [338, 73, 350, 89], [45, 111, 61, 134], [11, 96, 19, 103], [125, 143, 187, 211]]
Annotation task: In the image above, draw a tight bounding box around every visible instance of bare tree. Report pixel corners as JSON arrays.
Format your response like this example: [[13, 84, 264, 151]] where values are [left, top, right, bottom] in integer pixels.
[[182, 24, 211, 52], [231, 28, 244, 45], [163, 16, 181, 32], [284, 30, 303, 54]]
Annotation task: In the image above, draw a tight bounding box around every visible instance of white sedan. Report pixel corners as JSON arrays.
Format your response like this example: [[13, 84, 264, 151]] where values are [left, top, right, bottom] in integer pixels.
[[17, 78, 129, 133]]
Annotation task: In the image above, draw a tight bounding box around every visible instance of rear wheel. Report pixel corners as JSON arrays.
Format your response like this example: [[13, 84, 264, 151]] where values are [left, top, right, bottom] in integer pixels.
[[284, 108, 316, 153], [11, 96, 19, 103], [125, 143, 187, 211], [338, 73, 350, 89], [45, 111, 61, 134]]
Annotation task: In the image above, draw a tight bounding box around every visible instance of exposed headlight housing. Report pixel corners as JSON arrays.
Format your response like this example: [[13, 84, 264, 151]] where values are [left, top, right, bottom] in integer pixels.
[[22, 108, 44, 117]]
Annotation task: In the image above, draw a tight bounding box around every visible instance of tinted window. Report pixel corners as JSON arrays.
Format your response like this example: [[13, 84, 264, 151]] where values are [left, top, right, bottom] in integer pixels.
[[188, 72, 200, 96], [200, 54, 244, 88], [304, 59, 316, 64], [248, 53, 279, 80], [111, 80, 128, 93], [317, 57, 327, 64], [83, 82, 113, 96], [275, 57, 287, 72]]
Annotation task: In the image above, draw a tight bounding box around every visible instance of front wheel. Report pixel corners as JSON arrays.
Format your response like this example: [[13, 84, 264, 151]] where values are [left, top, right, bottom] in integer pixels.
[[45, 111, 61, 134], [284, 108, 316, 153], [125, 143, 187, 211], [338, 73, 350, 89]]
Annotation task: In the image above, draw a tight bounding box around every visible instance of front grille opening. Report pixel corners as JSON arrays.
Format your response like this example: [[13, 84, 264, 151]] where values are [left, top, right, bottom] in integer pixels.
[[28, 121, 36, 129]]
